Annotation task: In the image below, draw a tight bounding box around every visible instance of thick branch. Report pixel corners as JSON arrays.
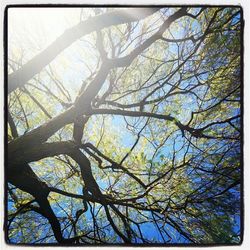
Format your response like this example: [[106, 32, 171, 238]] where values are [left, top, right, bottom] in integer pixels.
[[8, 8, 160, 94]]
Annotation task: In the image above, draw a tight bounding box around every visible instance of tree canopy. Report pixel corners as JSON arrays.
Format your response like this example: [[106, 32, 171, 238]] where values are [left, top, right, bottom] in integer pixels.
[[6, 6, 242, 245]]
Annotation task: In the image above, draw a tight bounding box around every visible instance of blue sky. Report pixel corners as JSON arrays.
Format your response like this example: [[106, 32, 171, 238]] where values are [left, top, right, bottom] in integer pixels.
[[7, 7, 241, 244]]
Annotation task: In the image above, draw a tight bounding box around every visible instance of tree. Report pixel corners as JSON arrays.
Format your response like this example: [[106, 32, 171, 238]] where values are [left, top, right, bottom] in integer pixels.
[[6, 6, 242, 244]]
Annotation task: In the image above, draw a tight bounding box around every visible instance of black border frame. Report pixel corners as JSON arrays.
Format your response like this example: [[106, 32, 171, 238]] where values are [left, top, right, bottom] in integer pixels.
[[3, 4, 244, 247]]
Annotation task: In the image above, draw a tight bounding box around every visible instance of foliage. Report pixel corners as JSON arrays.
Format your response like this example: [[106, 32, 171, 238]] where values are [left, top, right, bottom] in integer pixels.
[[7, 7, 242, 244]]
